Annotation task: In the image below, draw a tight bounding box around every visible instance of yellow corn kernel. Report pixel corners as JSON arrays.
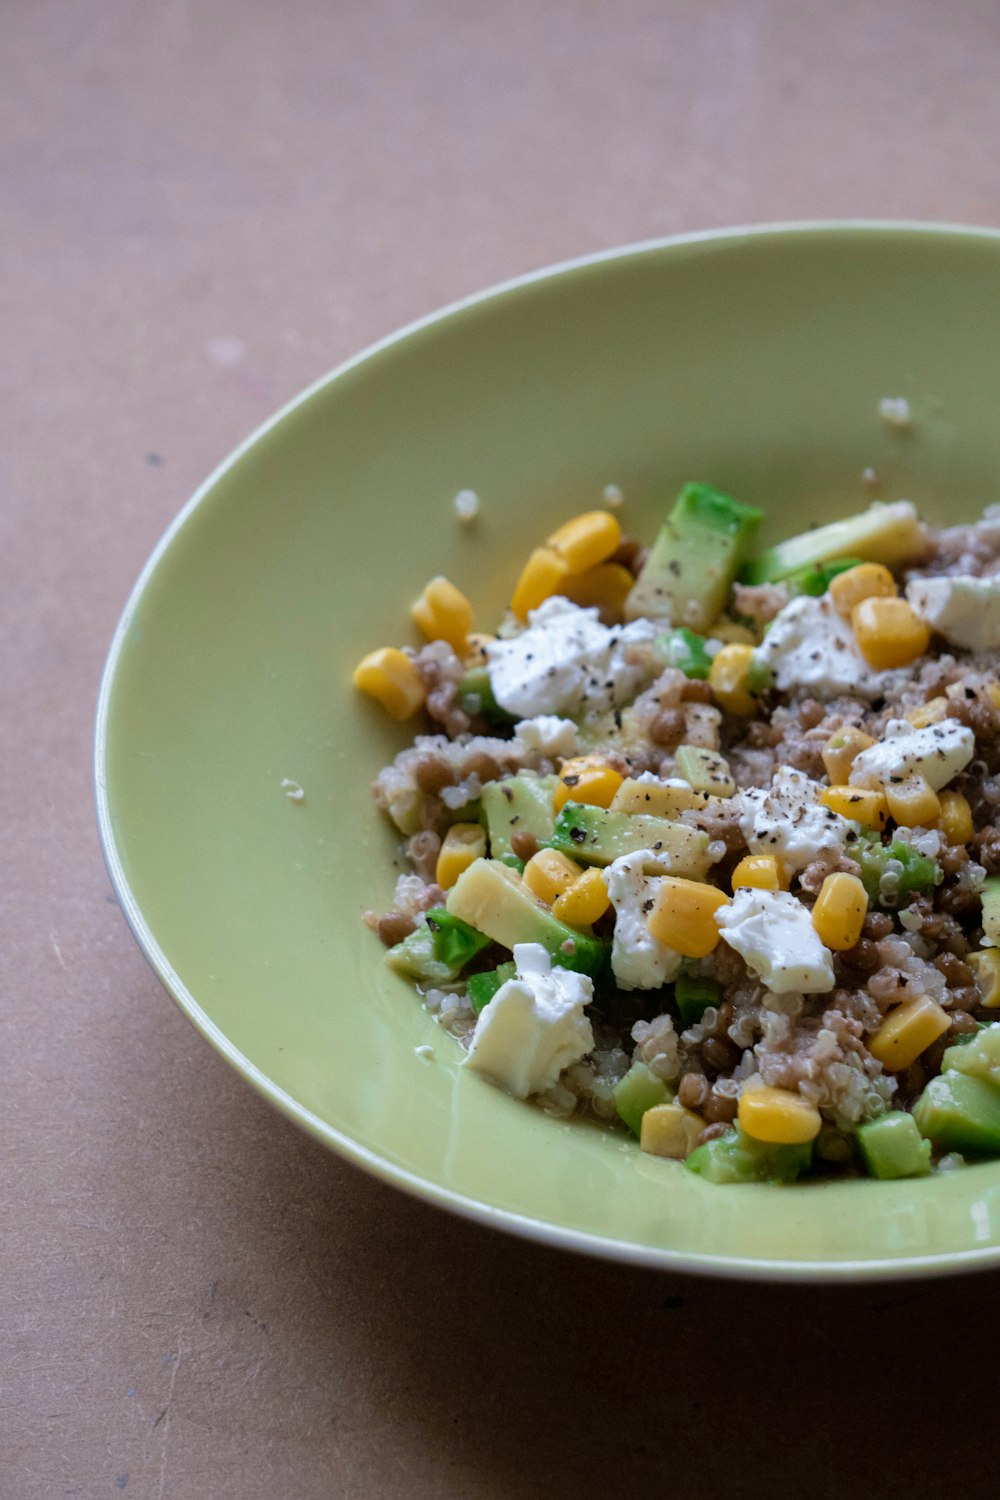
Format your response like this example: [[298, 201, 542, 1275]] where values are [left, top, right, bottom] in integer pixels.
[[411, 575, 474, 652], [851, 596, 931, 669], [937, 789, 974, 845], [674, 744, 735, 796], [738, 1085, 822, 1145], [552, 867, 611, 927], [463, 631, 495, 667], [987, 682, 1000, 713], [647, 877, 729, 958], [731, 854, 786, 892], [904, 696, 949, 729], [522, 848, 583, 905], [819, 784, 889, 831], [709, 643, 756, 715], [811, 871, 868, 951], [968, 949, 1000, 1009], [868, 995, 950, 1072], [611, 776, 710, 819], [885, 774, 941, 829], [353, 647, 426, 720], [639, 1102, 705, 1160], [547, 510, 622, 575], [435, 823, 487, 889], [553, 757, 624, 812], [511, 546, 570, 620], [560, 562, 635, 622], [828, 562, 897, 620], [821, 727, 876, 785]]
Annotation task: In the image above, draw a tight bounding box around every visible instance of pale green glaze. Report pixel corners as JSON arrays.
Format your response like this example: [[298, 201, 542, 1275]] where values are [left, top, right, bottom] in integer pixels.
[[96, 224, 1000, 1279]]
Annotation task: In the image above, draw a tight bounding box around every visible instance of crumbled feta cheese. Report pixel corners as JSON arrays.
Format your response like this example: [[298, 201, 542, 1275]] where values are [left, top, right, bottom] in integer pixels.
[[486, 597, 658, 718], [755, 594, 908, 699], [602, 851, 682, 991], [463, 943, 594, 1098], [879, 396, 912, 428], [849, 717, 975, 792], [738, 767, 857, 873], [454, 488, 479, 522], [512, 715, 579, 760], [906, 574, 1000, 652], [716, 889, 836, 994]]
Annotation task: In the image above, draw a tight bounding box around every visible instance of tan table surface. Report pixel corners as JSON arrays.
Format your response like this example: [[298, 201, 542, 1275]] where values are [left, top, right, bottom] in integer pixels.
[[6, 3, 1000, 1495]]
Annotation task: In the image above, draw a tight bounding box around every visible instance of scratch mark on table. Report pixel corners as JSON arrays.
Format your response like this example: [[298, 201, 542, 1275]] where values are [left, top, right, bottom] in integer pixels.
[[155, 1332, 183, 1499]]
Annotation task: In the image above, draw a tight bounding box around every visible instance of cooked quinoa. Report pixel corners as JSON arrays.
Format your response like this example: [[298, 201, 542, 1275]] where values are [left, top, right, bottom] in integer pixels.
[[356, 488, 1000, 1185]]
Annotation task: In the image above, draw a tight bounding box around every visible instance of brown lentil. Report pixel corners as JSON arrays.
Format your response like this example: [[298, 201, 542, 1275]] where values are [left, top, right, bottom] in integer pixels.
[[703, 1088, 739, 1124], [376, 911, 416, 947], [678, 1073, 710, 1111], [414, 754, 456, 794], [510, 830, 540, 862], [648, 708, 686, 746], [696, 1122, 732, 1146]]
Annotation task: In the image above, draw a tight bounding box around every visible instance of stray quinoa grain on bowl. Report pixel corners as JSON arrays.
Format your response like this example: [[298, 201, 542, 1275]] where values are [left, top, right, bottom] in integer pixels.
[[355, 485, 1000, 1185]]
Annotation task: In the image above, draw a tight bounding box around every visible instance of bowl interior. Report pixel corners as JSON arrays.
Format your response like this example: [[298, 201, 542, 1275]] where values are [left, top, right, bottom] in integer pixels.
[[98, 225, 1000, 1277]]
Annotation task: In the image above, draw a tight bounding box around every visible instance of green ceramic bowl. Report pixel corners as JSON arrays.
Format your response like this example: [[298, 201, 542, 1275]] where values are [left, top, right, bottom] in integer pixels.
[[97, 223, 1000, 1279]]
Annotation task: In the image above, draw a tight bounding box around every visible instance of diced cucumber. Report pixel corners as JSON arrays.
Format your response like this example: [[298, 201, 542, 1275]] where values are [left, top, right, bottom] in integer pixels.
[[457, 666, 515, 724], [385, 909, 491, 986], [982, 875, 1000, 946], [481, 773, 557, 861], [685, 1125, 813, 1184], [784, 557, 864, 597], [675, 974, 723, 1029], [548, 802, 712, 876], [613, 1060, 674, 1137], [625, 483, 763, 631], [913, 1071, 1000, 1155], [657, 627, 713, 680], [942, 1021, 1000, 1090], [856, 836, 940, 909], [466, 961, 517, 1014], [856, 1111, 932, 1180]]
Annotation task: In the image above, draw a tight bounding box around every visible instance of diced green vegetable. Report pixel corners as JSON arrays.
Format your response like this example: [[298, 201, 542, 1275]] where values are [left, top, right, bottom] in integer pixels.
[[784, 557, 864, 597], [942, 1022, 1000, 1090], [424, 908, 492, 969], [497, 852, 526, 874], [913, 1071, 1000, 1155], [385, 910, 491, 986], [457, 666, 514, 724], [466, 961, 517, 1014], [856, 836, 940, 908], [446, 858, 608, 977], [739, 501, 924, 585], [657, 627, 713, 680], [673, 744, 735, 796], [856, 1111, 932, 1180], [613, 1060, 673, 1137], [625, 483, 763, 631], [685, 1125, 813, 1184], [481, 773, 557, 861], [548, 802, 712, 876], [675, 974, 723, 1029], [744, 654, 774, 697], [981, 876, 1000, 946]]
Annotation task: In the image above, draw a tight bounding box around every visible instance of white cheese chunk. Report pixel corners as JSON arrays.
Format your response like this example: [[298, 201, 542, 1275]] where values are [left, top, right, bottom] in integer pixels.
[[602, 851, 682, 991], [463, 943, 594, 1098], [756, 593, 908, 699], [906, 574, 1000, 652], [848, 717, 975, 792], [486, 597, 658, 718], [512, 714, 580, 759], [715, 889, 835, 994], [738, 767, 857, 874]]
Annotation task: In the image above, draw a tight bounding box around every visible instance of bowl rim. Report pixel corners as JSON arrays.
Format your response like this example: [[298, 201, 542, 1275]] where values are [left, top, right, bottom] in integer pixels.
[[95, 218, 1000, 1282]]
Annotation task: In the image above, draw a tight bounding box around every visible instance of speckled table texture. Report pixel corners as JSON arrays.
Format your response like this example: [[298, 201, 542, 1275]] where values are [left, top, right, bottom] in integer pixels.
[[6, 2, 1000, 1496]]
